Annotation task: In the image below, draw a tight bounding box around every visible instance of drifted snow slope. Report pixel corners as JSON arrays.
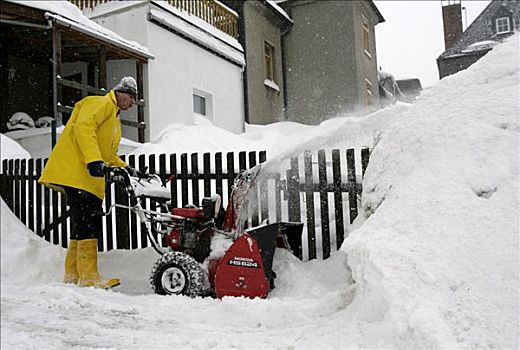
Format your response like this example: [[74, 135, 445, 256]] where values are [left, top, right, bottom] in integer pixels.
[[345, 33, 519, 348], [1, 34, 518, 349]]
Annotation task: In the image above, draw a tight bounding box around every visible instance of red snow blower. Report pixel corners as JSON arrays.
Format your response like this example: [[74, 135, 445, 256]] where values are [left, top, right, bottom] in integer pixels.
[[103, 164, 303, 298]]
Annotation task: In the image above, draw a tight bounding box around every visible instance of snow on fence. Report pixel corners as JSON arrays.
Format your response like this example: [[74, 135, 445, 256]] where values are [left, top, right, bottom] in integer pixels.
[[0, 149, 369, 260]]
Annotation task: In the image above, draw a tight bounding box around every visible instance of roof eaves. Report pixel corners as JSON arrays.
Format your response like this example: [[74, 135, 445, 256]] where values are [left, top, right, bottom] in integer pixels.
[[45, 13, 154, 61], [263, 0, 293, 25], [368, 0, 385, 24]]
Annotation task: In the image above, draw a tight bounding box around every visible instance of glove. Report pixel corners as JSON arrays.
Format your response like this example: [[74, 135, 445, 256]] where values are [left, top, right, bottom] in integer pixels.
[[87, 161, 105, 177], [125, 166, 142, 178]]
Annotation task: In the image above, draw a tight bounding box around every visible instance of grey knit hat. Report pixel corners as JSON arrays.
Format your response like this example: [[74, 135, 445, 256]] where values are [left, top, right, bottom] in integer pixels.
[[113, 76, 138, 99]]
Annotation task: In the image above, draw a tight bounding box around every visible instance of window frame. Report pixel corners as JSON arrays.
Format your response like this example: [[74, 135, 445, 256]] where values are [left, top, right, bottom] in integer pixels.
[[362, 14, 371, 58], [496, 17, 511, 34], [264, 41, 275, 82], [365, 78, 374, 106], [193, 93, 206, 116], [192, 88, 213, 121]]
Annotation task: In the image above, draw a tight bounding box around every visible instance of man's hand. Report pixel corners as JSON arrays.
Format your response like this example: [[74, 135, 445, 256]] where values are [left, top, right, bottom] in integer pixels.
[[125, 166, 142, 178], [87, 161, 105, 177]]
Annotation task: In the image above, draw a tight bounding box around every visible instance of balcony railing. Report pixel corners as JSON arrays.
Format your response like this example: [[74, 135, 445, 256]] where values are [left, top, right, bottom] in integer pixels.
[[69, 0, 238, 39]]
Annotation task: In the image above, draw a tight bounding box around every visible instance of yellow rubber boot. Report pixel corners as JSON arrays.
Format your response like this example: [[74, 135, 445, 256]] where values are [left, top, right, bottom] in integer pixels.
[[63, 239, 79, 284], [77, 239, 120, 289]]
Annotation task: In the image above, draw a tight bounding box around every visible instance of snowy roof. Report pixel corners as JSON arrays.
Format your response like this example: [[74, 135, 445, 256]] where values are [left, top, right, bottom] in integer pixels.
[[461, 40, 498, 53], [438, 1, 520, 59], [6, 0, 154, 60], [265, 0, 293, 23], [275, 0, 383, 24]]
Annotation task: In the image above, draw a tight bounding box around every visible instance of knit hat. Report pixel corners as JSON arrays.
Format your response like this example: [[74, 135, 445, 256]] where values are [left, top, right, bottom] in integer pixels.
[[113, 76, 138, 99]]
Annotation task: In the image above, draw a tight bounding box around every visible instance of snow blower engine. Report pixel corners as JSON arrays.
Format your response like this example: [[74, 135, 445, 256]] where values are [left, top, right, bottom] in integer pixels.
[[103, 164, 303, 298]]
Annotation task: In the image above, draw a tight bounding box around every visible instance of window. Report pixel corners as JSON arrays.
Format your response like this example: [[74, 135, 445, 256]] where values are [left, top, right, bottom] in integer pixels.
[[264, 42, 275, 81], [365, 78, 374, 105], [193, 94, 206, 116], [362, 15, 371, 58], [496, 17, 511, 34]]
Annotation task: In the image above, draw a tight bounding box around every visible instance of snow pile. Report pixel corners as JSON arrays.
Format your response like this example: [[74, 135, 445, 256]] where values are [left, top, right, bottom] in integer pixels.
[[0, 198, 63, 285], [132, 104, 410, 161], [1, 32, 518, 349], [0, 134, 31, 159], [345, 33, 519, 348]]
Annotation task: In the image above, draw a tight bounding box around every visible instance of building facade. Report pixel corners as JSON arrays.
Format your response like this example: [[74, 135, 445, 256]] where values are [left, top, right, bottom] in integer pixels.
[[281, 0, 383, 124], [224, 0, 384, 126]]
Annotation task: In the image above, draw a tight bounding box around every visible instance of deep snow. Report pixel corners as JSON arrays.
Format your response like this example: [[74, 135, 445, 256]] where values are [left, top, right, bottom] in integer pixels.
[[1, 32, 518, 350]]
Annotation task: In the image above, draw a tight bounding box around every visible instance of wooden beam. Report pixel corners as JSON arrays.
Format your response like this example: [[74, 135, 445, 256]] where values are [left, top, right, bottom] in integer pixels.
[[52, 26, 62, 148], [98, 45, 106, 90], [120, 119, 146, 129], [0, 1, 46, 23], [136, 61, 146, 143], [57, 76, 108, 95]]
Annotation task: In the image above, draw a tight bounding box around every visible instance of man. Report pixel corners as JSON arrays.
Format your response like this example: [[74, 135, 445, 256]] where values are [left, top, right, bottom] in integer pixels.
[[39, 76, 138, 289]]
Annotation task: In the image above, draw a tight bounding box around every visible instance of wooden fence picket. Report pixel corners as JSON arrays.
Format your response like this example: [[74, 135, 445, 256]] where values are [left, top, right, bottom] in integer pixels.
[[35, 159, 43, 237], [346, 149, 358, 224], [318, 150, 330, 260], [215, 152, 223, 199], [203, 153, 211, 197], [191, 153, 199, 207], [303, 151, 316, 260], [43, 159, 50, 242], [28, 159, 35, 232], [14, 159, 20, 218], [20, 159, 27, 225], [331, 149, 345, 248]]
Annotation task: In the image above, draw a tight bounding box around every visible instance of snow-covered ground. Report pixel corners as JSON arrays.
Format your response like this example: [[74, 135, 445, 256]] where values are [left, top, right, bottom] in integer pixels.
[[1, 33, 518, 349]]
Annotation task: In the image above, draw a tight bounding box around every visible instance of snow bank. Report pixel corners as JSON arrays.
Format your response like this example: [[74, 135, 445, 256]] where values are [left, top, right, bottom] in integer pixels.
[[0, 134, 31, 159], [344, 33, 519, 348]]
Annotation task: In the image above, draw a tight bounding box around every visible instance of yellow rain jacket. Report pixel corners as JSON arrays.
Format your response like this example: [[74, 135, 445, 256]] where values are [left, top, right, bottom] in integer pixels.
[[39, 91, 128, 200]]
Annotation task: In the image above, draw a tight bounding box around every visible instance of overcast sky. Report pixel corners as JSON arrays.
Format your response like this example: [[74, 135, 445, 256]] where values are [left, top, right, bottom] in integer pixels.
[[374, 0, 492, 87]]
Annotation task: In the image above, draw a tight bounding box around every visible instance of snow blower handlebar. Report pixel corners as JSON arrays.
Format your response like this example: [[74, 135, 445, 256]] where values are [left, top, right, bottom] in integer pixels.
[[101, 166, 170, 255]]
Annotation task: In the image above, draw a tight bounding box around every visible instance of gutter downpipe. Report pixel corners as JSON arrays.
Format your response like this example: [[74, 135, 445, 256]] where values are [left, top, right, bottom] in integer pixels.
[[238, 3, 249, 127], [280, 18, 292, 121]]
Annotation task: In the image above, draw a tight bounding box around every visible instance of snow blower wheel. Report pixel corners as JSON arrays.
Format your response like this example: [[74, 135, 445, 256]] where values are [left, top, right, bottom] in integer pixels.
[[149, 251, 204, 297]]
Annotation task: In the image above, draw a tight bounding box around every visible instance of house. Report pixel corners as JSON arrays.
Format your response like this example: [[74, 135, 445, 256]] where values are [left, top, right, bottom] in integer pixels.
[[0, 0, 153, 158], [219, 0, 292, 125], [221, 0, 384, 125], [280, 0, 384, 124], [75, 0, 246, 140], [437, 0, 520, 79]]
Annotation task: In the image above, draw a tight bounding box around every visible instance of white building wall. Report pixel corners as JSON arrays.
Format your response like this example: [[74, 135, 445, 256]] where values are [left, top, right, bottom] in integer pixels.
[[89, 2, 245, 142], [146, 22, 244, 137]]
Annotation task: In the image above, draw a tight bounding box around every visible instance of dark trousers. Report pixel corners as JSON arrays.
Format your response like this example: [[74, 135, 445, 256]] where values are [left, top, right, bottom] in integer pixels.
[[63, 187, 103, 241]]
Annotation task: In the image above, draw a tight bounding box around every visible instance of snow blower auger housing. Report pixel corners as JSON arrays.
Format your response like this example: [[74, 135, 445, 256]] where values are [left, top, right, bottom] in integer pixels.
[[103, 164, 304, 299]]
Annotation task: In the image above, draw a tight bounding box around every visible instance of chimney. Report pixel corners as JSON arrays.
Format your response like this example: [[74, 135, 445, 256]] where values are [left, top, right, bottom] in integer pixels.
[[442, 0, 463, 50]]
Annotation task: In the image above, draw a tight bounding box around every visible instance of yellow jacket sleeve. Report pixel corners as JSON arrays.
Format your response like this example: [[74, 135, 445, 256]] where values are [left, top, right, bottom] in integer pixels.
[[109, 154, 128, 168], [72, 100, 109, 164]]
